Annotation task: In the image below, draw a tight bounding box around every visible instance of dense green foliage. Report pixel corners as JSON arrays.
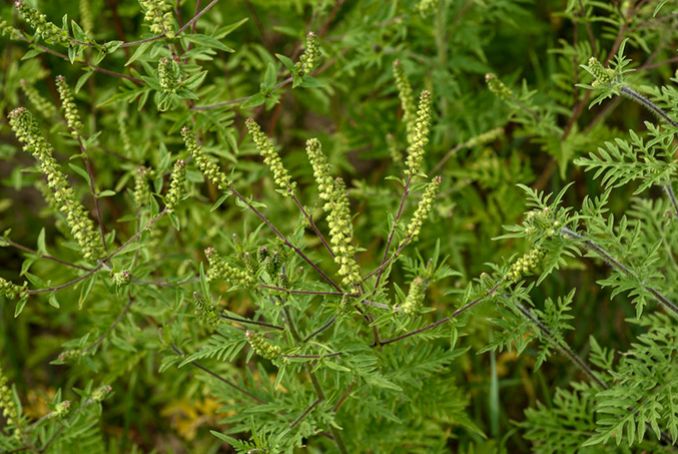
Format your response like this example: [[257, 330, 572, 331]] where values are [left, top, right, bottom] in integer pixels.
[[0, 0, 677, 452]]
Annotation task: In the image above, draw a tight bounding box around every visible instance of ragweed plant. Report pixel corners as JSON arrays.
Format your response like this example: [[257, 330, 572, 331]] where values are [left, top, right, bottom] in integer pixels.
[[0, 1, 677, 453]]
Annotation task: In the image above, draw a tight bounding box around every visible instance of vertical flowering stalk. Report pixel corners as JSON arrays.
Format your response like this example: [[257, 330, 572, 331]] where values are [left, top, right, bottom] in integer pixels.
[[296, 32, 319, 76], [401, 176, 441, 245], [181, 127, 230, 191], [165, 159, 186, 213], [305, 138, 334, 209], [327, 178, 361, 288], [401, 276, 426, 315], [393, 60, 417, 145], [79, 0, 94, 35], [404, 90, 432, 177], [19, 80, 56, 119], [8, 108, 103, 261], [158, 57, 181, 93], [246, 119, 296, 196], [0, 367, 21, 439], [133, 167, 151, 208], [56, 76, 84, 140], [506, 247, 544, 282]]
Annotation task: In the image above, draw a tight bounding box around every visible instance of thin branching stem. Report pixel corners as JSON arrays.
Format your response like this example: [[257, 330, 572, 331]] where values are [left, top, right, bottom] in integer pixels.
[[619, 86, 678, 127], [374, 175, 411, 289], [561, 227, 678, 315]]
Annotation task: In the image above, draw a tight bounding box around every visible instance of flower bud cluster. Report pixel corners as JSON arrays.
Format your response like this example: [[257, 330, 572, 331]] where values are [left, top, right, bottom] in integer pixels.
[[0, 277, 28, 303], [56, 76, 83, 140], [181, 127, 230, 191], [246, 119, 296, 196], [9, 108, 102, 260], [0, 367, 21, 439], [133, 167, 151, 208], [15, 1, 72, 46], [205, 247, 255, 288], [158, 57, 181, 93], [326, 178, 361, 288], [404, 90, 432, 177], [401, 276, 426, 315], [402, 176, 441, 244], [506, 247, 544, 282], [417, 0, 436, 17], [48, 400, 71, 419], [165, 159, 186, 212], [20, 80, 56, 119], [305, 138, 334, 208], [91, 385, 112, 402], [393, 60, 416, 144], [111, 270, 131, 287], [139, 0, 175, 38], [192, 292, 220, 330], [485, 73, 513, 100], [522, 207, 561, 239], [245, 330, 281, 360], [0, 19, 20, 40], [295, 32, 319, 76], [587, 57, 615, 88]]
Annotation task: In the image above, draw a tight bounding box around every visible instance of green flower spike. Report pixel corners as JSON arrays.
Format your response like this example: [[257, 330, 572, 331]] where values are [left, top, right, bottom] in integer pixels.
[[402, 176, 441, 244], [56, 76, 84, 140], [506, 247, 544, 282], [305, 138, 334, 209], [15, 0, 72, 46], [246, 330, 282, 361], [8, 108, 103, 261], [181, 126, 230, 191], [393, 60, 416, 145], [326, 177, 361, 288], [165, 159, 186, 213], [20, 80, 57, 119], [404, 90, 432, 177], [0, 367, 22, 439], [401, 276, 426, 315], [246, 118, 296, 196], [296, 32, 319, 76], [139, 0, 175, 38]]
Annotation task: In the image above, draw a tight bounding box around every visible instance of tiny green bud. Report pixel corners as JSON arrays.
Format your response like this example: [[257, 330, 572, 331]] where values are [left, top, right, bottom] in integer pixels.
[[48, 400, 71, 419], [485, 73, 513, 100], [91, 385, 112, 402], [112, 270, 131, 287], [587, 57, 615, 87]]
